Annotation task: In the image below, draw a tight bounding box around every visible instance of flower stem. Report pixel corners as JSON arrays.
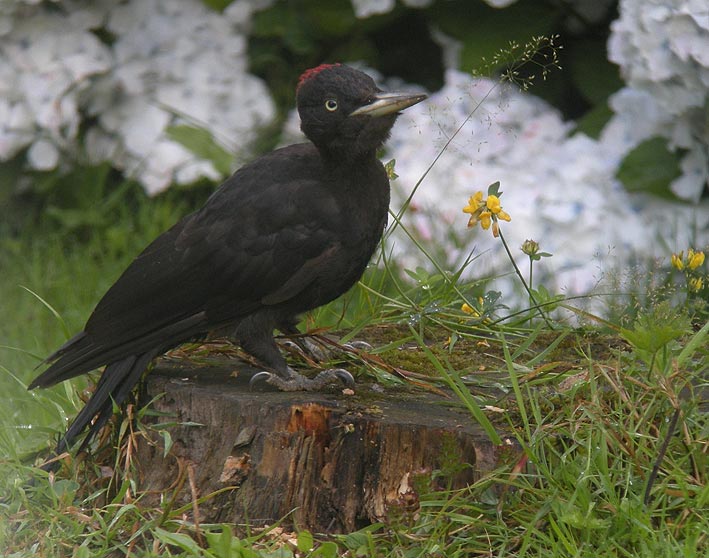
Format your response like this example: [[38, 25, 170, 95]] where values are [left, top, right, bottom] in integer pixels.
[[498, 228, 553, 328], [528, 256, 534, 309]]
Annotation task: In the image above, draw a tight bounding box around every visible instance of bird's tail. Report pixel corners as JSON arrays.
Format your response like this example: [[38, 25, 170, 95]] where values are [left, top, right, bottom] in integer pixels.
[[48, 349, 158, 468]]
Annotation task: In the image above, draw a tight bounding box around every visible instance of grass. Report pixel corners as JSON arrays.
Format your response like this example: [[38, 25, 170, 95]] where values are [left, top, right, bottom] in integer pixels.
[[0, 186, 707, 557]]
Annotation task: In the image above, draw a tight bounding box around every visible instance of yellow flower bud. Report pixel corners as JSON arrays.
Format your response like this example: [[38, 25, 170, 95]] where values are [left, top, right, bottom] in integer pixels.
[[671, 252, 684, 271], [689, 276, 704, 292], [521, 239, 539, 256]]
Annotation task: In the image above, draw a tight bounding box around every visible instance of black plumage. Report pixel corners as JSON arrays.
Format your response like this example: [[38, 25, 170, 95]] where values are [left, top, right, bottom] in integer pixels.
[[28, 64, 426, 461]]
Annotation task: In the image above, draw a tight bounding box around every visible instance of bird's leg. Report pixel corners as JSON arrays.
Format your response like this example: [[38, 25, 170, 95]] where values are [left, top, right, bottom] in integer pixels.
[[239, 323, 353, 391]]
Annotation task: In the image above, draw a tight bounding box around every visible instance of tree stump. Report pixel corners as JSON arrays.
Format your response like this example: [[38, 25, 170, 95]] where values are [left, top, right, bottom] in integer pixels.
[[135, 356, 512, 533]]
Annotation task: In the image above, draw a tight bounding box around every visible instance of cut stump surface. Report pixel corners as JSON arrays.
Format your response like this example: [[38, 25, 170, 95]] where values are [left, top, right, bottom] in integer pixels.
[[135, 357, 511, 533]]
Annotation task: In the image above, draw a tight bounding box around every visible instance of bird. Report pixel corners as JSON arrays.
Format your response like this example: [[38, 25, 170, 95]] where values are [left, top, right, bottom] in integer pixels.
[[28, 63, 426, 463]]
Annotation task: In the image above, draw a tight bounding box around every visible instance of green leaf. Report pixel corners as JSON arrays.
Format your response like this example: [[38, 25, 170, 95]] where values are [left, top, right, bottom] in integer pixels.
[[152, 527, 203, 554], [201, 0, 234, 12], [205, 525, 241, 558], [311, 541, 339, 558], [166, 125, 233, 176], [575, 103, 614, 139], [161, 429, 173, 458], [616, 137, 682, 199], [676, 319, 709, 368], [620, 309, 687, 356], [302, 0, 357, 38], [568, 38, 623, 106], [297, 530, 314, 553], [250, 3, 314, 55], [384, 159, 398, 180], [487, 181, 502, 197]]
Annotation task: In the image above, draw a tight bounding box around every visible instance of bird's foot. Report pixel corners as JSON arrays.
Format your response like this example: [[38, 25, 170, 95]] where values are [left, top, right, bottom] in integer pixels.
[[250, 368, 354, 392]]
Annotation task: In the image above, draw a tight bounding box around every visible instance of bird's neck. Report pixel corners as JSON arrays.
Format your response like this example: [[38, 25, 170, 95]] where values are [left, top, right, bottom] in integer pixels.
[[319, 144, 381, 170]]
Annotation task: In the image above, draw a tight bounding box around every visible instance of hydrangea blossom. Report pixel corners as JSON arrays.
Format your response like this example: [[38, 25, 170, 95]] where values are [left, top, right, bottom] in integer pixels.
[[0, 0, 276, 194], [0, 2, 112, 169], [606, 0, 709, 201], [90, 0, 275, 193]]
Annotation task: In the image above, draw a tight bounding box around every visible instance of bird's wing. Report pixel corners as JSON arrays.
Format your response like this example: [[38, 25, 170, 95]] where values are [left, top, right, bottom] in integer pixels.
[[85, 177, 340, 349], [35, 146, 343, 384]]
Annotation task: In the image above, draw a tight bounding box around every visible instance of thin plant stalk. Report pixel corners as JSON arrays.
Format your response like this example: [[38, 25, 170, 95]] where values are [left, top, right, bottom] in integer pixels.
[[497, 228, 553, 328]]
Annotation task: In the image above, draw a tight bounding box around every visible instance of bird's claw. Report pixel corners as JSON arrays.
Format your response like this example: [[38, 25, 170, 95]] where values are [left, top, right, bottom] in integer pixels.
[[342, 340, 372, 352], [280, 338, 329, 362], [249, 368, 354, 391]]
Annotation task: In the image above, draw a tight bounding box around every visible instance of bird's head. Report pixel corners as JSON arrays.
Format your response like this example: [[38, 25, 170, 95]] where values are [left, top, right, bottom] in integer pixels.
[[296, 64, 426, 161]]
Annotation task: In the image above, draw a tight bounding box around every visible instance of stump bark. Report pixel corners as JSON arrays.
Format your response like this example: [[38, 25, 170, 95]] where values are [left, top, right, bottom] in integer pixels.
[[135, 357, 511, 533]]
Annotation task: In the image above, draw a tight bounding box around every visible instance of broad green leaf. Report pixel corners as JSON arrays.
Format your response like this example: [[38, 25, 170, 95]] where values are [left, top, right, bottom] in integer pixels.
[[202, 0, 234, 12], [297, 530, 314, 553], [152, 527, 203, 554], [311, 541, 339, 557], [575, 104, 614, 139], [568, 38, 623, 105], [616, 137, 682, 199], [166, 125, 233, 176]]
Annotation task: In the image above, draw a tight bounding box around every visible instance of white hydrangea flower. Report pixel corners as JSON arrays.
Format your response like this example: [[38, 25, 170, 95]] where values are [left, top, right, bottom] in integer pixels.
[[607, 0, 709, 202], [0, 3, 112, 164], [90, 0, 275, 194], [0, 0, 276, 195]]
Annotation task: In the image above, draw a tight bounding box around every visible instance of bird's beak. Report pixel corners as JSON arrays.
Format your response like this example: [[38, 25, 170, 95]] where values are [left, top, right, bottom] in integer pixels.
[[349, 91, 427, 117]]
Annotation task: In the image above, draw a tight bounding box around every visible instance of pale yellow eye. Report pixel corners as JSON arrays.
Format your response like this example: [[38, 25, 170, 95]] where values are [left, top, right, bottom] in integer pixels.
[[325, 99, 338, 112]]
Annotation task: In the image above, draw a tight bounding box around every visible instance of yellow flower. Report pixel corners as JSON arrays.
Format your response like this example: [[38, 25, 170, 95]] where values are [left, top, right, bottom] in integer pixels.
[[461, 303, 480, 317], [463, 186, 511, 235], [479, 211, 492, 230], [486, 195, 502, 214], [671, 252, 684, 271], [463, 191, 485, 215], [687, 249, 705, 270], [689, 276, 704, 292]]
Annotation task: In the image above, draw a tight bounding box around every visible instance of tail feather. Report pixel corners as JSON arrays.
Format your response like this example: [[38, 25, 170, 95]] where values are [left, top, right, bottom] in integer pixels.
[[52, 349, 159, 460], [32, 311, 210, 470], [30, 312, 207, 390]]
